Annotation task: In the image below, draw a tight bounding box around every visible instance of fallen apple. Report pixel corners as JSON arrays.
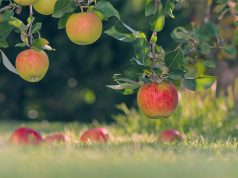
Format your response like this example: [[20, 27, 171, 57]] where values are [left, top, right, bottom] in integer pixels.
[[159, 129, 183, 142], [9, 127, 43, 145], [80, 128, 109, 143], [44, 133, 67, 143]]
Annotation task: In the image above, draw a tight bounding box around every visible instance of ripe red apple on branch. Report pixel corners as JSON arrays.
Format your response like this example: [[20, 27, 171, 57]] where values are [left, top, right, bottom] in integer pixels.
[[9, 127, 43, 145], [137, 82, 178, 118], [66, 12, 102, 45], [15, 49, 49, 82]]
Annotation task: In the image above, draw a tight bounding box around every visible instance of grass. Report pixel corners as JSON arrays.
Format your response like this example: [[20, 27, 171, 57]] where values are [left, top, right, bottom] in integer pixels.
[[0, 90, 238, 178], [0, 121, 237, 178]]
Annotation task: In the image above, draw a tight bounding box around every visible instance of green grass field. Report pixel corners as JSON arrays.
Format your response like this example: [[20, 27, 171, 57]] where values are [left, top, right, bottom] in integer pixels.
[[0, 121, 238, 178]]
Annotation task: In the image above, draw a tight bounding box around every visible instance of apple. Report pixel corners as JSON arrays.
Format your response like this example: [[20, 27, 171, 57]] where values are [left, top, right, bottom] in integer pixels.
[[159, 129, 183, 142], [15, 49, 49, 82], [66, 12, 102, 45], [137, 82, 178, 118], [33, 0, 57, 15], [9, 127, 43, 145], [44, 133, 67, 143], [13, 0, 39, 6], [80, 128, 109, 143]]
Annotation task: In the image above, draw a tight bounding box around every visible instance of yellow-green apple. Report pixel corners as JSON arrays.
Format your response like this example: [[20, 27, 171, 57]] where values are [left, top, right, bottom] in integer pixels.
[[80, 128, 109, 143], [159, 129, 183, 142], [9, 127, 43, 145], [13, 0, 38, 6], [33, 0, 57, 15], [137, 82, 178, 118], [66, 12, 102, 45], [44, 133, 67, 143], [15, 49, 49, 82]]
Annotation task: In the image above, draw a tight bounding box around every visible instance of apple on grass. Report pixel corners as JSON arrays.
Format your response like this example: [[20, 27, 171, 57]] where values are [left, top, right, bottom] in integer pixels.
[[9, 127, 43, 145], [159, 129, 183, 142], [44, 133, 67, 143], [80, 128, 109, 143], [137, 82, 178, 118], [66, 12, 102, 45]]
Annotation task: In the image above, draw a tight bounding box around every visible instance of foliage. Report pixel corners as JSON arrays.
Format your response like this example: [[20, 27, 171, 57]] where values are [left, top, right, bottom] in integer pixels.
[[113, 89, 238, 138]]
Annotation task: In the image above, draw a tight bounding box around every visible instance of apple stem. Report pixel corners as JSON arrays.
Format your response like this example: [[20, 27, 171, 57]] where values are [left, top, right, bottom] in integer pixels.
[[29, 6, 33, 48]]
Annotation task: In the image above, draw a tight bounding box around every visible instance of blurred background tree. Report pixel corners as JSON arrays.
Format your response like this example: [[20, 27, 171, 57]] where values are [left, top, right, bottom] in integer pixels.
[[0, 0, 237, 122]]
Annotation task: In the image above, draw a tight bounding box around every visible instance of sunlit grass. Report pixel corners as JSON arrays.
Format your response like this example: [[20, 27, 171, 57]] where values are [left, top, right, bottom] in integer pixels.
[[0, 90, 238, 178]]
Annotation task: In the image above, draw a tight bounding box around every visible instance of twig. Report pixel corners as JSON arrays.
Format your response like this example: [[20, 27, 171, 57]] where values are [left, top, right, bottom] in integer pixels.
[[28, 6, 34, 47], [0, 5, 12, 13]]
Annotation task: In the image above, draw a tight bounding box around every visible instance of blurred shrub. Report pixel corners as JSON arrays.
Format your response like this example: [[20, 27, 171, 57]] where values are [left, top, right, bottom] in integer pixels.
[[113, 88, 238, 139]]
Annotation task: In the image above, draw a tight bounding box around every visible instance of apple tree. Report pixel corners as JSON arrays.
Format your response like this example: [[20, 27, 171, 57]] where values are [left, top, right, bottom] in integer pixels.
[[0, 0, 237, 119]]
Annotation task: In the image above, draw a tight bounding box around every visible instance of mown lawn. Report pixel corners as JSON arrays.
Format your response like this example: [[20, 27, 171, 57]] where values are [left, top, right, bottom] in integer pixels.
[[0, 121, 238, 178]]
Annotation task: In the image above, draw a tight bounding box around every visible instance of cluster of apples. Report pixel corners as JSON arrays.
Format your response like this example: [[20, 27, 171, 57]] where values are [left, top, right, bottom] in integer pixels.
[[8, 127, 109, 145], [12, 0, 102, 83], [8, 127, 182, 145]]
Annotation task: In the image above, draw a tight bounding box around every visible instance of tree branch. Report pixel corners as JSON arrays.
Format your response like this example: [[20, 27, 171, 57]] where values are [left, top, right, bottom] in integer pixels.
[[0, 5, 12, 14]]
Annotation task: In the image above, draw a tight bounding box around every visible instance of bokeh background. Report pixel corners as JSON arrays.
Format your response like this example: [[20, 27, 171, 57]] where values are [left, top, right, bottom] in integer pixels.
[[0, 0, 237, 124]]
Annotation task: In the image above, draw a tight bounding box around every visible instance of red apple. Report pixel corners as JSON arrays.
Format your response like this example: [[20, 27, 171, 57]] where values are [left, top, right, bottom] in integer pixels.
[[9, 127, 43, 145], [66, 12, 102, 45], [159, 129, 183, 142], [80, 128, 109, 143], [15, 49, 49, 82], [137, 82, 178, 118], [44, 133, 67, 143]]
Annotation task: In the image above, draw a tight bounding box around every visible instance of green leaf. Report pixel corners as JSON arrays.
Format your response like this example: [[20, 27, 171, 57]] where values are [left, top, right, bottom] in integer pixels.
[[150, 13, 165, 32], [183, 78, 196, 90], [52, 0, 76, 18], [0, 50, 19, 75], [15, 43, 27, 47], [195, 76, 216, 91], [168, 69, 185, 80], [183, 76, 216, 91], [204, 22, 219, 37], [133, 38, 150, 65], [31, 22, 42, 34], [9, 17, 27, 31], [171, 27, 191, 43], [105, 25, 137, 43], [199, 42, 211, 55], [0, 22, 14, 40], [165, 48, 184, 70], [2, 10, 14, 22], [0, 40, 8, 48], [224, 45, 237, 56], [94, 0, 120, 19], [58, 13, 72, 29], [165, 1, 175, 18], [32, 38, 49, 50]]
